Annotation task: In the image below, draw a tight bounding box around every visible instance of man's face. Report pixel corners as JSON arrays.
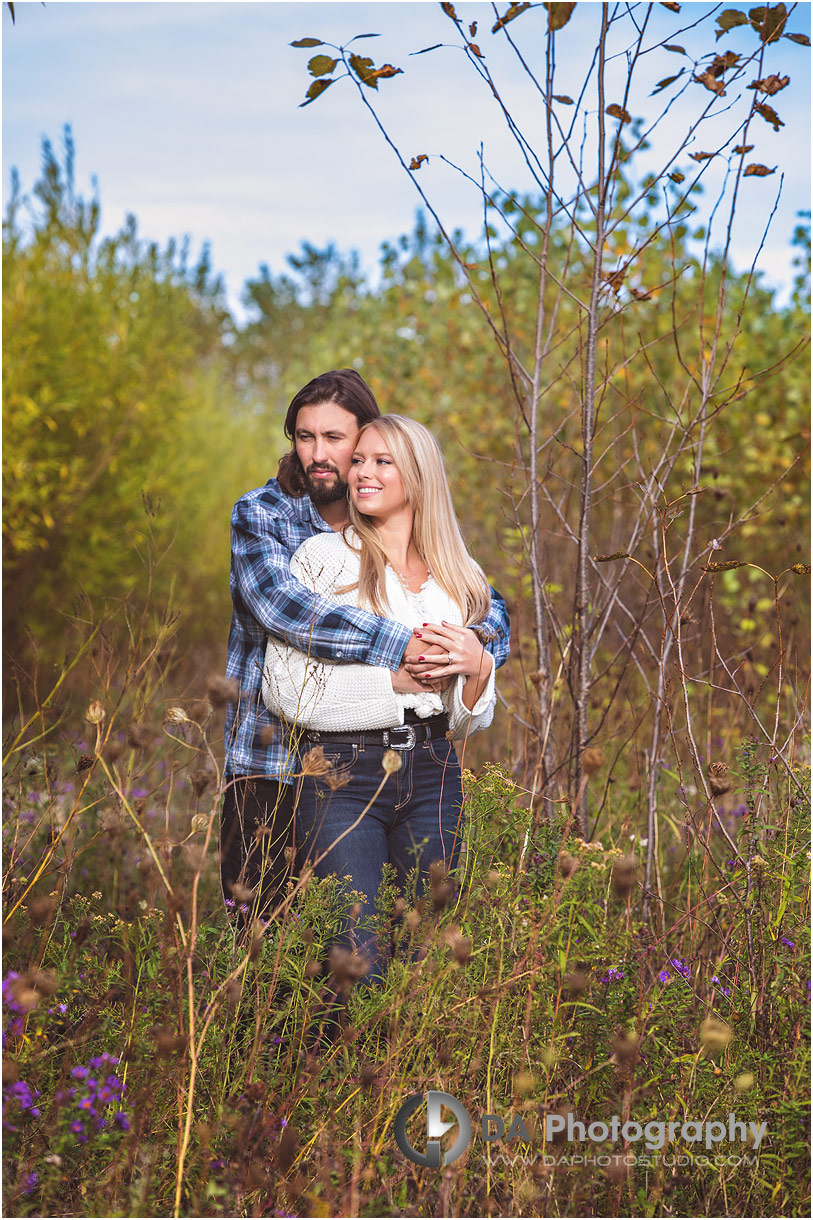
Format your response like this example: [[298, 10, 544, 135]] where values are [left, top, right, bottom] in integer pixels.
[[294, 401, 360, 506]]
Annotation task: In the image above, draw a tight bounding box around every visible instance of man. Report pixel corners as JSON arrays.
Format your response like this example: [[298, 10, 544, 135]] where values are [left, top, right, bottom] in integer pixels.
[[221, 368, 510, 918]]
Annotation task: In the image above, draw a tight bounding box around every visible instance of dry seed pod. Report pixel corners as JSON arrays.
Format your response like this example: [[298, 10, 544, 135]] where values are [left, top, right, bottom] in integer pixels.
[[707, 761, 731, 796], [206, 674, 241, 707], [299, 746, 333, 777], [558, 851, 578, 879], [611, 1027, 640, 1065], [583, 747, 606, 775], [612, 854, 638, 897], [382, 749, 402, 775], [699, 1017, 732, 1051], [85, 700, 106, 725]]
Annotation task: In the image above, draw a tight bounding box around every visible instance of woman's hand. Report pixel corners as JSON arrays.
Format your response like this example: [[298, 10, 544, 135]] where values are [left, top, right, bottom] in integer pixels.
[[406, 622, 494, 683]]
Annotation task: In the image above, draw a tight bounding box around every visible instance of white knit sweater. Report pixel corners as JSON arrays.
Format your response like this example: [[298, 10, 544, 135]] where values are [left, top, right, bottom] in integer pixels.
[[262, 530, 496, 738]]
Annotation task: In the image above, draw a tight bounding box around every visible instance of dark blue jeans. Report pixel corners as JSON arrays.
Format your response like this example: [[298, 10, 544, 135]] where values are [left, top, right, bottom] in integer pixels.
[[296, 734, 464, 981]]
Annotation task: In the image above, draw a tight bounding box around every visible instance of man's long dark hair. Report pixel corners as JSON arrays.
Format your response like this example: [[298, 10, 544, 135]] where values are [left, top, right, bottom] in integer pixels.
[[276, 369, 381, 497]]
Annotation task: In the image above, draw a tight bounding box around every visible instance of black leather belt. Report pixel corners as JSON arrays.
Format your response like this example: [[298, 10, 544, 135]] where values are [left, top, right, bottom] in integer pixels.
[[303, 712, 450, 752]]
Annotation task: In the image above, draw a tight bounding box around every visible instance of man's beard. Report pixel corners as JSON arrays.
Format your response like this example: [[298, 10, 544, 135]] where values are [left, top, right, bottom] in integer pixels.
[[305, 466, 348, 506]]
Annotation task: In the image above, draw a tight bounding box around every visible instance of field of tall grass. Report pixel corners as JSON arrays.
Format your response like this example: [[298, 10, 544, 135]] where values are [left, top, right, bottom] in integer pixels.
[[2, 596, 810, 1219]]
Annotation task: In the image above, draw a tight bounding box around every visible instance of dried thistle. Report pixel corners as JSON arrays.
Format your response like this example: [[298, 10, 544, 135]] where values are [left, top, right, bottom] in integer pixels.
[[102, 738, 124, 763], [85, 700, 106, 725], [299, 746, 333, 778], [324, 767, 351, 792], [127, 722, 154, 750], [206, 674, 241, 707], [150, 1026, 189, 1056], [611, 1026, 640, 1065], [382, 748, 402, 775], [529, 669, 547, 687], [27, 896, 56, 926], [190, 814, 209, 834], [229, 882, 256, 904], [189, 768, 213, 797], [583, 747, 606, 775], [186, 699, 212, 724], [558, 851, 578, 879], [707, 761, 731, 796], [699, 1017, 732, 1051], [76, 753, 96, 773], [165, 707, 190, 725], [443, 924, 472, 964], [612, 854, 638, 897], [181, 844, 206, 872], [562, 968, 590, 997], [328, 946, 370, 991]]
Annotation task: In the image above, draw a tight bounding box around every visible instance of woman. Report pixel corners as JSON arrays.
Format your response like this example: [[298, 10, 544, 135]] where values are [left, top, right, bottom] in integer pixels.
[[262, 416, 496, 978]]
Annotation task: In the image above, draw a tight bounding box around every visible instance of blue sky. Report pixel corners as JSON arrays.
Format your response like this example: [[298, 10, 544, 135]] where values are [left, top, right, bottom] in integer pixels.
[[3, 1, 810, 318]]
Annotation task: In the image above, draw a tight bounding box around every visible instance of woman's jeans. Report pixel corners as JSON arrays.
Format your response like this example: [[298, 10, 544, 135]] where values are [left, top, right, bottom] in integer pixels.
[[296, 733, 464, 982]]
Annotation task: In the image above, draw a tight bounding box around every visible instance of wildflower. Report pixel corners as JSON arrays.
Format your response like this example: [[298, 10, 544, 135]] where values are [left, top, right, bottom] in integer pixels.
[[658, 969, 671, 984], [670, 957, 690, 980], [22, 1172, 38, 1195], [601, 967, 625, 984], [780, 937, 795, 948]]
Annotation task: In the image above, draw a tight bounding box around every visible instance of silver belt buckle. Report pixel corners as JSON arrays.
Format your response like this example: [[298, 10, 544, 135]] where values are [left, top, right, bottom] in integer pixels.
[[383, 724, 417, 751]]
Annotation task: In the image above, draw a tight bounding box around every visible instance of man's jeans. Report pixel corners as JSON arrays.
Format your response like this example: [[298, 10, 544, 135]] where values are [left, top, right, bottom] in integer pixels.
[[296, 734, 464, 981], [220, 777, 295, 922]]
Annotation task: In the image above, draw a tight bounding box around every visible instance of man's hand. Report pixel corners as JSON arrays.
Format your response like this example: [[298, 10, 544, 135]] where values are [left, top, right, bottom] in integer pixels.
[[391, 664, 437, 694], [401, 636, 453, 691]]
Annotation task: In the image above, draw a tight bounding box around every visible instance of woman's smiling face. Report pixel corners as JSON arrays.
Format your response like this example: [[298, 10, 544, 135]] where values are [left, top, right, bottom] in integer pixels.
[[348, 426, 407, 519]]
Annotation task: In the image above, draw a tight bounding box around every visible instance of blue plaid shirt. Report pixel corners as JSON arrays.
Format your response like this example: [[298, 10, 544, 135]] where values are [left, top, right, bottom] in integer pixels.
[[224, 478, 510, 781]]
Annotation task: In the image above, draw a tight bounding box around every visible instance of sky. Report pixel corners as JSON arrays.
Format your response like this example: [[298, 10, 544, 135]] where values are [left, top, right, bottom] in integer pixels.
[[3, 1, 811, 319]]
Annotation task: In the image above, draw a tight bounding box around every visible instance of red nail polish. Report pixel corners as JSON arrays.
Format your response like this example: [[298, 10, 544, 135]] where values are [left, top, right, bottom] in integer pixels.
[[422, 623, 428, 627], [414, 631, 422, 638], [418, 656, 425, 662]]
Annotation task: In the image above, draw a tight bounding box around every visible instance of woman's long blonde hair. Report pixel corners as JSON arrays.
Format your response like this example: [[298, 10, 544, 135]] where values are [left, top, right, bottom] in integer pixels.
[[344, 415, 491, 625]]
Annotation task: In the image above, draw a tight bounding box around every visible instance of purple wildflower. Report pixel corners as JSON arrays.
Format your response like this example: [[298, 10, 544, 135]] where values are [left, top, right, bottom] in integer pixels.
[[21, 1172, 38, 1196], [601, 967, 625, 984], [658, 969, 671, 984], [780, 937, 795, 949]]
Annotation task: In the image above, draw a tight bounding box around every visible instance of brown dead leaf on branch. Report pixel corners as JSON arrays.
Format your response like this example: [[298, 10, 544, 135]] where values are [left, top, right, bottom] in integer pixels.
[[733, 144, 754, 154], [491, 2, 531, 33], [409, 154, 429, 170], [606, 103, 631, 123], [754, 102, 784, 131], [689, 151, 716, 162], [602, 265, 628, 294], [744, 163, 776, 176], [748, 74, 790, 95]]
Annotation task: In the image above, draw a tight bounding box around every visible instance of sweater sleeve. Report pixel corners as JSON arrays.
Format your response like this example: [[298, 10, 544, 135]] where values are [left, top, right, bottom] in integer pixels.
[[262, 535, 402, 730], [442, 656, 497, 739]]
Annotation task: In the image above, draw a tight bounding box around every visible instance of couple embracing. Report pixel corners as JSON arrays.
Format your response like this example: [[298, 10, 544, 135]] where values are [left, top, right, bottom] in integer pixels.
[[221, 369, 509, 978]]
